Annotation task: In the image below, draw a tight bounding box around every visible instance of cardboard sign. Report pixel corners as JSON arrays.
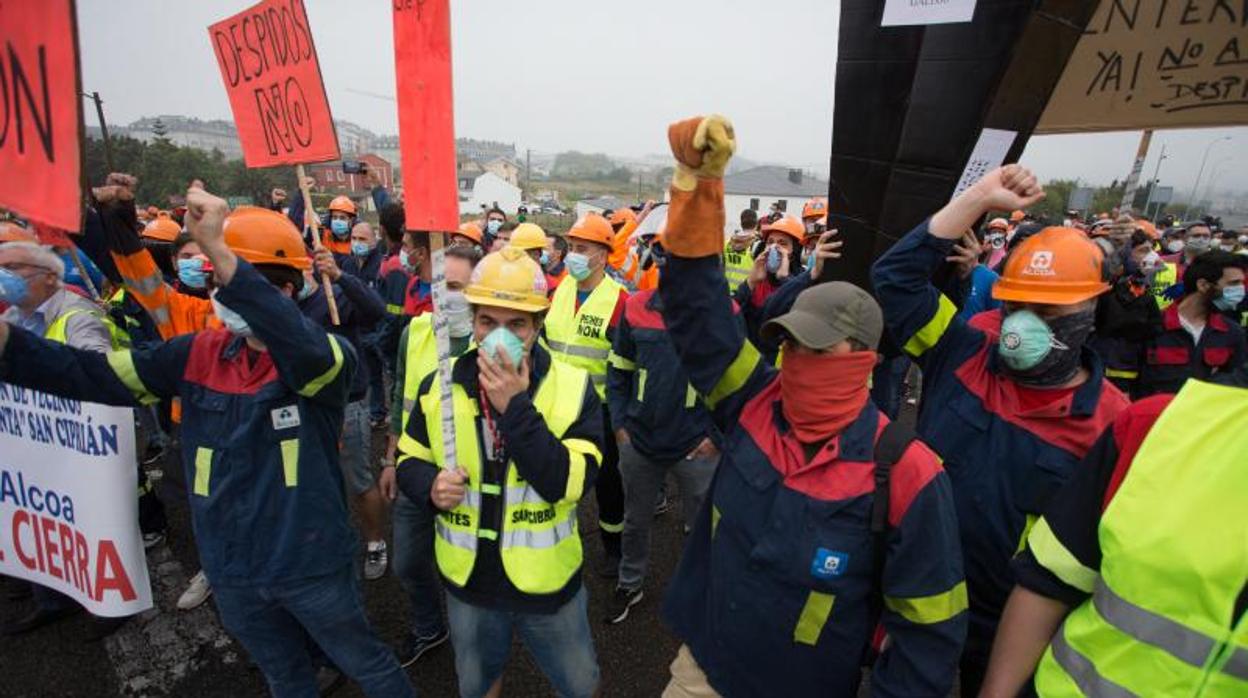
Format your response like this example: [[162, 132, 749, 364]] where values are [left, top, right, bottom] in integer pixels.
[[0, 383, 152, 617], [0, 0, 83, 232], [208, 0, 339, 167], [1038, 2, 1248, 133], [882, 0, 977, 26], [393, 0, 459, 232]]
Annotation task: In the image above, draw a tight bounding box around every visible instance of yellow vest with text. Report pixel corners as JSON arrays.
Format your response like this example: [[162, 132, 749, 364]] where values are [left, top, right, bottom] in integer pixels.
[[1034, 379, 1248, 697], [400, 314, 439, 435], [1151, 261, 1179, 310], [723, 240, 753, 294], [545, 275, 623, 400], [419, 357, 594, 595]]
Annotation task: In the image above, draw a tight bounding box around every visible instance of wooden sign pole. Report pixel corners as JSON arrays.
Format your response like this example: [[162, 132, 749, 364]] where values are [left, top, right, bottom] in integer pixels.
[[295, 164, 340, 326]]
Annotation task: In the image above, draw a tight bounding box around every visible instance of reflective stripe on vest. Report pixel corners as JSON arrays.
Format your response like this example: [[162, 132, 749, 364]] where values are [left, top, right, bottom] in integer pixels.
[[1035, 379, 1248, 696], [424, 358, 591, 594], [723, 242, 752, 292], [544, 276, 621, 400], [45, 308, 125, 350]]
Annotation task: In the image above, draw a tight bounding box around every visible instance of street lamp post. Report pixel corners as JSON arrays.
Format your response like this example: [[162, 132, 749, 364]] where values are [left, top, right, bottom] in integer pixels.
[[1193, 158, 1234, 220], [1142, 143, 1167, 222], [1187, 136, 1232, 218]]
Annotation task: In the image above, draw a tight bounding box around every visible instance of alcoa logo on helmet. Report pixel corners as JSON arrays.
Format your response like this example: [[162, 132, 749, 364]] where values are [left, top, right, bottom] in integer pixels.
[[1023, 250, 1056, 277]]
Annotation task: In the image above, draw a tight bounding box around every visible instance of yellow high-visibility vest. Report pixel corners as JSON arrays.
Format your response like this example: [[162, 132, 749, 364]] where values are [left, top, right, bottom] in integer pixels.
[[544, 275, 623, 400]]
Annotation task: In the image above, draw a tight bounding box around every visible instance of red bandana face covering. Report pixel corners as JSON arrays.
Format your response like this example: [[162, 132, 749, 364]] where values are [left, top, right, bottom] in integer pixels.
[[779, 350, 878, 443]]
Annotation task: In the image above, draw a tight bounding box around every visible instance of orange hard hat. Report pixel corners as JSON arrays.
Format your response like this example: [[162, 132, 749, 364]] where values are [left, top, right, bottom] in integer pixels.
[[456, 221, 483, 245], [801, 198, 828, 221], [992, 227, 1108, 305], [0, 222, 35, 242], [609, 208, 637, 227], [567, 214, 614, 247], [1010, 210, 1026, 223], [1135, 219, 1159, 240], [761, 215, 804, 245], [987, 218, 1009, 231], [142, 213, 181, 242], [222, 206, 312, 271], [328, 196, 357, 216]]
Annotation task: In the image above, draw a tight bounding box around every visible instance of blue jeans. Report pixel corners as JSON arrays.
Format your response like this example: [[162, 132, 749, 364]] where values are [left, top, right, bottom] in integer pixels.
[[340, 400, 374, 497], [392, 492, 446, 638], [212, 565, 414, 698], [446, 587, 598, 698]]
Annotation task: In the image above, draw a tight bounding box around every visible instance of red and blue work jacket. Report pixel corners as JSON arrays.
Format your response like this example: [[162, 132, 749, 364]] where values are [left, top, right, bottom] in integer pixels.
[[0, 261, 358, 588], [871, 220, 1129, 656], [1135, 301, 1245, 399], [659, 254, 966, 697]]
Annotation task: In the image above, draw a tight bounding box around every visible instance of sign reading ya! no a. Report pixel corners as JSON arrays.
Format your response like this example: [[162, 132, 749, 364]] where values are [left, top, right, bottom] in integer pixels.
[[209, 0, 339, 167], [0, 0, 83, 232]]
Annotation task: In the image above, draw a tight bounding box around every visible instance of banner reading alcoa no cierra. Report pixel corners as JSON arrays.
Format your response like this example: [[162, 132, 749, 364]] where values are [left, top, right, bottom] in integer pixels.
[[0, 383, 152, 617]]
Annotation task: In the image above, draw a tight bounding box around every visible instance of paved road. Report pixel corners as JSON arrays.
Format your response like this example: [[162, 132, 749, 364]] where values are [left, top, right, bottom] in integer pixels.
[[0, 433, 689, 697]]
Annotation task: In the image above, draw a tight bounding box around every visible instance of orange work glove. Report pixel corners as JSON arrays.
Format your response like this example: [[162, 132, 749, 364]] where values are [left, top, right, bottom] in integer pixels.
[[665, 114, 736, 259]]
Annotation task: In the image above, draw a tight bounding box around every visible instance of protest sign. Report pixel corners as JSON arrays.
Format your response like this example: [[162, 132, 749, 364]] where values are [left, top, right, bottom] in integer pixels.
[[0, 0, 84, 232], [392, 0, 459, 232], [882, 0, 977, 26], [951, 128, 1016, 201], [208, 0, 339, 167], [1038, 1, 1248, 133], [0, 383, 152, 617]]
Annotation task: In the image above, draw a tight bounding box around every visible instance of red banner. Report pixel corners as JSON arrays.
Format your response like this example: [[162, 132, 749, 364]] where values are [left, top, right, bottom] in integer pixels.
[[0, 0, 83, 232], [208, 0, 339, 168], [393, 0, 458, 231]]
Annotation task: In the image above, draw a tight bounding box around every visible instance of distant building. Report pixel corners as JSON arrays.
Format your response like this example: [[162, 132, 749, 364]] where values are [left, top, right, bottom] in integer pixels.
[[460, 172, 522, 216], [456, 138, 516, 163], [483, 157, 521, 187], [722, 166, 828, 235], [575, 196, 625, 220], [305, 154, 394, 203]]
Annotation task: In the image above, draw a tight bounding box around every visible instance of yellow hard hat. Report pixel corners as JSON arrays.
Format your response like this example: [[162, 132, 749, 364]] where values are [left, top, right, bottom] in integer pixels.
[[466, 246, 550, 312], [509, 222, 547, 251]]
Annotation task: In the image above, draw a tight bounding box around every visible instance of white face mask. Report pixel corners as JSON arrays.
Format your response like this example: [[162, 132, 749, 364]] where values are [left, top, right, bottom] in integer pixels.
[[441, 291, 473, 338], [211, 293, 253, 338]]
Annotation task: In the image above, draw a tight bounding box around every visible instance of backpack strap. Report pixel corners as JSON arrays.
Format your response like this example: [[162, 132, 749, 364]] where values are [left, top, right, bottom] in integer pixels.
[[860, 418, 917, 665]]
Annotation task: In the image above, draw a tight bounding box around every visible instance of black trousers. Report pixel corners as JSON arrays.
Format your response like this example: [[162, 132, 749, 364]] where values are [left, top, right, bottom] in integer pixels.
[[596, 406, 623, 558]]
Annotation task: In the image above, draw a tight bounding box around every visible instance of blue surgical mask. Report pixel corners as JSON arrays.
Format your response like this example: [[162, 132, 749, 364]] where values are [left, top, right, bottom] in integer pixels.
[[486, 219, 503, 235], [540, 250, 550, 268], [177, 257, 208, 289], [350, 240, 371, 257], [330, 219, 350, 238], [399, 249, 414, 272], [1214, 284, 1245, 311], [565, 252, 591, 281], [0, 268, 30, 306], [210, 293, 253, 338], [480, 326, 525, 367], [766, 246, 781, 273]]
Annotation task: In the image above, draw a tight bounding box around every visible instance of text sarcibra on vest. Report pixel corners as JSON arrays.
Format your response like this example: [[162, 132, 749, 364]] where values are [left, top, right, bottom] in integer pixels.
[[0, 469, 139, 604]]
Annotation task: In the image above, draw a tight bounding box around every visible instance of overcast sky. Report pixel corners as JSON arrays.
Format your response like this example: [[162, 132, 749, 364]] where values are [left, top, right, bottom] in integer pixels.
[[77, 0, 1248, 196]]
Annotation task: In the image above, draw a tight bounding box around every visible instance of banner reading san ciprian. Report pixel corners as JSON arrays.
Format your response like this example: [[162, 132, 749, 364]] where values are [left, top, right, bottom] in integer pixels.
[[0, 382, 152, 617]]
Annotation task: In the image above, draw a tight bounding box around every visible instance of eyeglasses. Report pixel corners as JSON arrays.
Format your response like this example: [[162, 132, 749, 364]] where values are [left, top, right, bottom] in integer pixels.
[[0, 262, 56, 275]]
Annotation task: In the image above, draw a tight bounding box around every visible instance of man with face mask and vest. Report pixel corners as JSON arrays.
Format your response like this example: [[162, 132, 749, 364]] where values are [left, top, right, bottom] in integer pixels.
[[396, 246, 604, 698], [872, 164, 1131, 697], [379, 244, 480, 667], [1135, 250, 1246, 399], [723, 209, 758, 294], [545, 213, 630, 576], [981, 371, 1248, 697], [656, 114, 966, 697], [0, 188, 414, 697]]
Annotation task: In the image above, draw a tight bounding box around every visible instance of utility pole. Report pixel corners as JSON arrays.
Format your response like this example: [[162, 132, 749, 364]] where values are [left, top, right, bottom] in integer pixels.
[[1188, 136, 1232, 217], [636, 169, 642, 202], [1118, 130, 1152, 212], [1141, 142, 1167, 223], [84, 91, 115, 172], [525, 148, 531, 201]]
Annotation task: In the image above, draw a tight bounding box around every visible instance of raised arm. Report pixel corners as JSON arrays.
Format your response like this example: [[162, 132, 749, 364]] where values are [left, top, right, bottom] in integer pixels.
[[658, 115, 774, 431]]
